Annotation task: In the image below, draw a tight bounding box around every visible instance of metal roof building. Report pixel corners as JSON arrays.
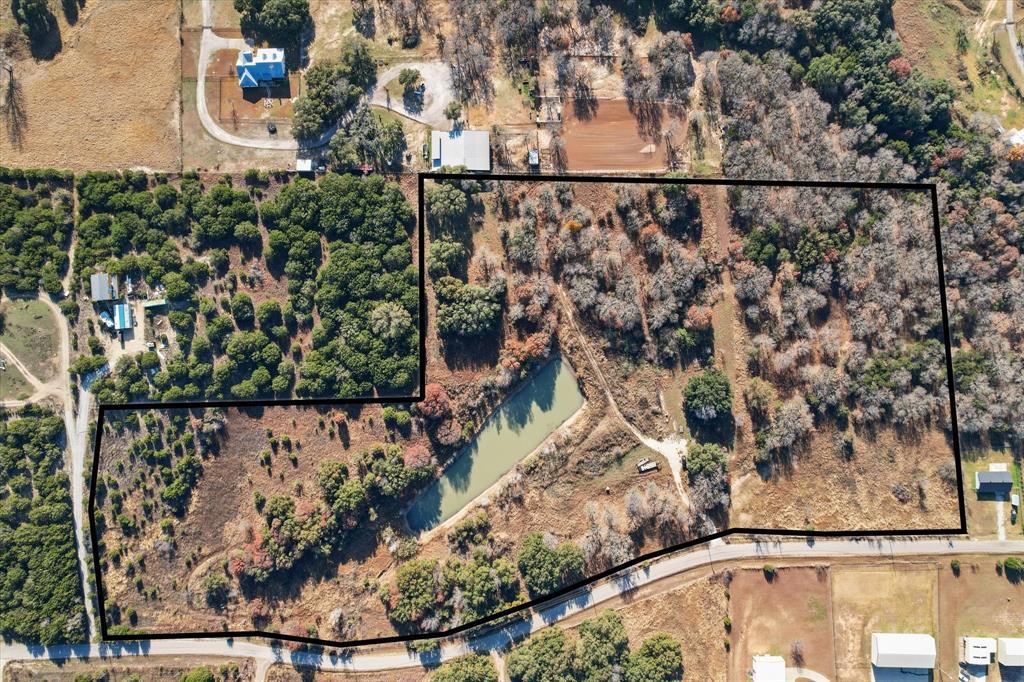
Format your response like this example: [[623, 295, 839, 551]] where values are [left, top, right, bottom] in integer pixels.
[[751, 655, 786, 682], [999, 638, 1024, 667], [114, 302, 133, 332], [89, 272, 119, 302], [236, 48, 286, 88], [430, 129, 491, 171], [871, 633, 936, 669], [976, 470, 1013, 494]]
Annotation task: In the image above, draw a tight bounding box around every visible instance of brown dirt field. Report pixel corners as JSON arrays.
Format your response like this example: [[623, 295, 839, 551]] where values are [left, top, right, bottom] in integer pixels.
[[561, 99, 671, 171], [0, 0, 181, 171], [938, 557, 1024, 680], [831, 563, 938, 682], [4, 657, 255, 682], [731, 426, 962, 532], [268, 666, 426, 682], [729, 566, 837, 679], [216, 75, 300, 124]]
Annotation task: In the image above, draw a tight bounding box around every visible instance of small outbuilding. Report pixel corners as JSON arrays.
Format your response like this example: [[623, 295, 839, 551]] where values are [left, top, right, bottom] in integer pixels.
[[90, 272, 119, 302], [961, 636, 996, 665], [236, 48, 286, 88], [999, 638, 1024, 667], [871, 633, 936, 670], [430, 129, 491, 171], [142, 298, 167, 313], [976, 470, 1013, 495], [114, 302, 133, 332], [751, 655, 786, 682]]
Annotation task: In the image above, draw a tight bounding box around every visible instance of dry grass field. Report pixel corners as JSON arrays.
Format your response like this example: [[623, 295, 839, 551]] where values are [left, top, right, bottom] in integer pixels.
[[3, 658, 255, 682], [831, 563, 938, 682], [728, 566, 837, 679], [0, 0, 181, 171]]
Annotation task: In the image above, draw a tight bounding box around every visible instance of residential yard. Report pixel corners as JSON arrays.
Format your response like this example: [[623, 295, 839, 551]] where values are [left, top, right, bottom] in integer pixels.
[[0, 0, 181, 171], [728, 566, 837, 680], [963, 450, 1019, 539], [831, 563, 938, 682], [0, 298, 61, 382], [938, 556, 1024, 681]]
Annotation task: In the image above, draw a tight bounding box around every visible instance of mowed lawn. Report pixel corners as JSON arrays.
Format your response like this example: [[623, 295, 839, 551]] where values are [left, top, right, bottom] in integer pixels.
[[831, 564, 938, 682], [962, 450, 1020, 539], [0, 299, 61, 382]]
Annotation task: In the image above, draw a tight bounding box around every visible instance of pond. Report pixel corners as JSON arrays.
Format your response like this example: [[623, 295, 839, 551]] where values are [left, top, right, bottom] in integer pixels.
[[406, 357, 585, 533]]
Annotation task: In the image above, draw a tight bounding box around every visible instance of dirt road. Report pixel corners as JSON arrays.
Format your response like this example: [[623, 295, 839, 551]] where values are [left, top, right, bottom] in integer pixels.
[[555, 286, 691, 510]]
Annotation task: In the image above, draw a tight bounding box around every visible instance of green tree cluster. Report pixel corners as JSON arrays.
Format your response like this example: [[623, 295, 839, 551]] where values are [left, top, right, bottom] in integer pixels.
[[0, 176, 72, 294], [0, 413, 87, 645], [507, 611, 682, 682]]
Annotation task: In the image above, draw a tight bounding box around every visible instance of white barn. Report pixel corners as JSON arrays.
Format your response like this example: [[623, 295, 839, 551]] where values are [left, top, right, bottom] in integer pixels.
[[999, 638, 1024, 667], [871, 633, 936, 669], [752, 654, 786, 682], [430, 129, 490, 171]]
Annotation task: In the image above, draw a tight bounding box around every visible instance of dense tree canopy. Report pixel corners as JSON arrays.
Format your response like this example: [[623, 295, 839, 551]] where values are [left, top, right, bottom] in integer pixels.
[[0, 413, 86, 645]]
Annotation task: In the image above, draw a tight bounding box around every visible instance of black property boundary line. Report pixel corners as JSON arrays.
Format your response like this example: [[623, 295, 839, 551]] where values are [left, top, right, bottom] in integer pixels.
[[89, 172, 967, 650]]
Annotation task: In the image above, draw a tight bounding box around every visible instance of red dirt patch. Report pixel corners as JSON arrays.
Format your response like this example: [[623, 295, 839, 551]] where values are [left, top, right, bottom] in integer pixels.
[[562, 99, 670, 171]]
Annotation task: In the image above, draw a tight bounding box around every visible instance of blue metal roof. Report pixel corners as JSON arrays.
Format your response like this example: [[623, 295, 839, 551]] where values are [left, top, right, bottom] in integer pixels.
[[114, 303, 132, 331]]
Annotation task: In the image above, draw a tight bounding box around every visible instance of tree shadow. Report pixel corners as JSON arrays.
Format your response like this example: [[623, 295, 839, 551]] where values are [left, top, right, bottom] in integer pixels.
[[12, 0, 63, 60], [62, 0, 84, 24], [402, 86, 425, 115]]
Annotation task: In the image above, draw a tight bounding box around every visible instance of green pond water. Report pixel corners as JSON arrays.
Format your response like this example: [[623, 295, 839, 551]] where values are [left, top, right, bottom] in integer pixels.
[[406, 357, 585, 533]]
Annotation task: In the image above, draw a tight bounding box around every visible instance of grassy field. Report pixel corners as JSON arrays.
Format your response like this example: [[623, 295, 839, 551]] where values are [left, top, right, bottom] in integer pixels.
[[894, 0, 1024, 128], [0, 358, 32, 401], [0, 299, 60, 383], [831, 564, 938, 681], [729, 566, 837, 679], [0, 0, 181, 171]]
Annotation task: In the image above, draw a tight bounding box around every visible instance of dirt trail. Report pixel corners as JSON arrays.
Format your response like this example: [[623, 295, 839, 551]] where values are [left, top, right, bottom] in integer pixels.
[[555, 287, 690, 510]]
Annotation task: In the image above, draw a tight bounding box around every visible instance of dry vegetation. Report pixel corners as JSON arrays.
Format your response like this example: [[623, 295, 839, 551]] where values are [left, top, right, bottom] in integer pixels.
[[0, 0, 181, 171]]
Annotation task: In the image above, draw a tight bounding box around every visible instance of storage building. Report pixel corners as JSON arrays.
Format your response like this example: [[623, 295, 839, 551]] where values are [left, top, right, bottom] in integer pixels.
[[871, 633, 936, 669]]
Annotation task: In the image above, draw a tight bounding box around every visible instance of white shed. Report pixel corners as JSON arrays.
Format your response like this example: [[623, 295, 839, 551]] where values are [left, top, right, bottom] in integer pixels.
[[430, 129, 491, 171], [752, 654, 786, 682], [961, 636, 996, 665], [999, 638, 1024, 666], [871, 633, 936, 669]]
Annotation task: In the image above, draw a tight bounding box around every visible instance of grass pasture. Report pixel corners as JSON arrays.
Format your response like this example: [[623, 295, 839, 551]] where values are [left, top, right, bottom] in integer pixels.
[[0, 299, 60, 383], [831, 563, 938, 681]]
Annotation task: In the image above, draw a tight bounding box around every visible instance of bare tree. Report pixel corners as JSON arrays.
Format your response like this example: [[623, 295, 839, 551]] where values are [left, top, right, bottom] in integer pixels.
[[0, 46, 27, 148]]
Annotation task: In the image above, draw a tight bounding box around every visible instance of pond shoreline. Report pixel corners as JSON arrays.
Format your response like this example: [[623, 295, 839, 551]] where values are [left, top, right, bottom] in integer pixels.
[[406, 355, 587, 536]]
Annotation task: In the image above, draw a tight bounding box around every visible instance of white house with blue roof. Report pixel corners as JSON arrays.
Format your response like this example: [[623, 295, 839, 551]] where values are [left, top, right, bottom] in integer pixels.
[[236, 48, 286, 88]]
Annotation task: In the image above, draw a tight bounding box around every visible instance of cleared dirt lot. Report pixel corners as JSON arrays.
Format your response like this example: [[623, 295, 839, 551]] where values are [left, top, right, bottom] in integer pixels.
[[561, 99, 671, 171], [0, 0, 181, 171], [729, 566, 836, 679]]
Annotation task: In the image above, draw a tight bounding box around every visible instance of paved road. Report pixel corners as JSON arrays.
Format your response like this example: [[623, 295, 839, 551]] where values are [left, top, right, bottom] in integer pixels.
[[4, 537, 1023, 676]]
